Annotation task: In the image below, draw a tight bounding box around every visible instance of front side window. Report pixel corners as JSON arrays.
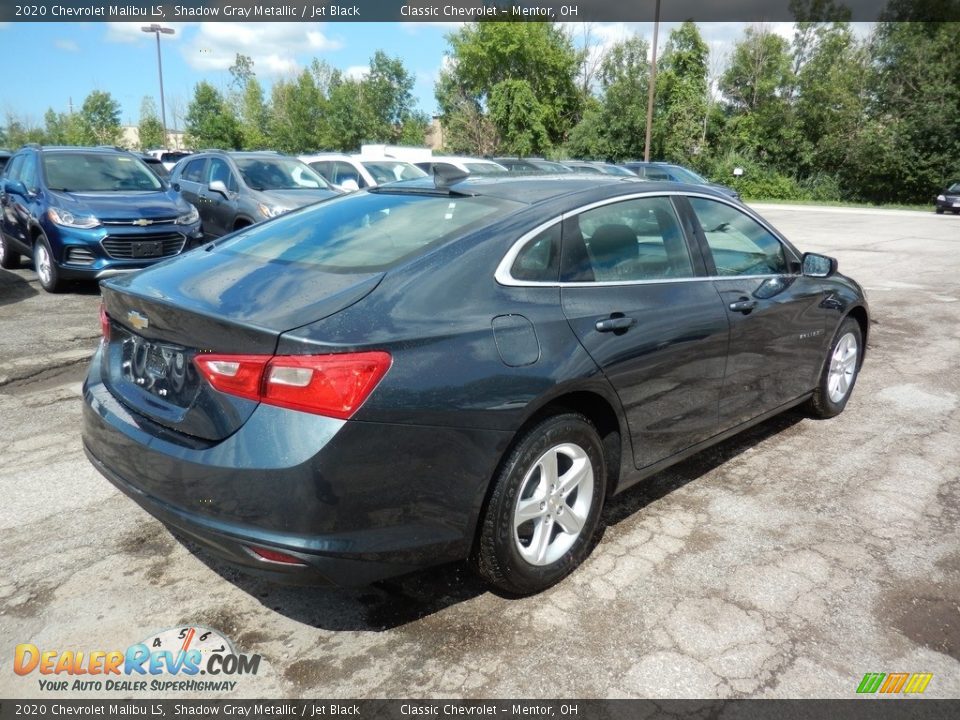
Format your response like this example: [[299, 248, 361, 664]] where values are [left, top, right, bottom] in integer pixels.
[[4, 154, 25, 182], [688, 197, 788, 276], [42, 152, 162, 192], [561, 196, 695, 282], [207, 158, 238, 192]]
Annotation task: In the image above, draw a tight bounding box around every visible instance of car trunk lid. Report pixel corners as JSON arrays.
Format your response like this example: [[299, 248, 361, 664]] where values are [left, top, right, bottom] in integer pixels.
[[99, 249, 383, 441]]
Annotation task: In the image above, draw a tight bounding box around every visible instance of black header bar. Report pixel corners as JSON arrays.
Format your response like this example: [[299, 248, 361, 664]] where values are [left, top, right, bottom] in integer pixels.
[[3, 0, 959, 23], [2, 700, 960, 720]]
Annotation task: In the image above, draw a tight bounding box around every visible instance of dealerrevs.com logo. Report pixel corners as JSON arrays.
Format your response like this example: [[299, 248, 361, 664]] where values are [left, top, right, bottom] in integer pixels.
[[856, 672, 934, 695], [13, 626, 261, 693]]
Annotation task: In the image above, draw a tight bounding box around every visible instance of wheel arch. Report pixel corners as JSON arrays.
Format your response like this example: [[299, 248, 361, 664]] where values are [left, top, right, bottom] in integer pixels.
[[468, 386, 629, 559], [846, 304, 869, 365]]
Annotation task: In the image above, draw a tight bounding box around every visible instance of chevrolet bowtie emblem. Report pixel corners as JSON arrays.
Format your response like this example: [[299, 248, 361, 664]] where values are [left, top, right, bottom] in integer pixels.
[[127, 311, 149, 330], [133, 218, 153, 226]]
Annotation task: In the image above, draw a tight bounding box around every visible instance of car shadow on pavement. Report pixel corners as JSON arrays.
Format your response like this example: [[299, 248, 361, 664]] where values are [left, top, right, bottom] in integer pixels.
[[179, 409, 806, 632], [180, 536, 486, 632], [0, 269, 39, 306], [601, 409, 805, 528]]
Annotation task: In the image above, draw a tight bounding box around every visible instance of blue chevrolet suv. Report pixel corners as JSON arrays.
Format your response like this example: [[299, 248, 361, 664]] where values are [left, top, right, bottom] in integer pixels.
[[0, 145, 202, 292]]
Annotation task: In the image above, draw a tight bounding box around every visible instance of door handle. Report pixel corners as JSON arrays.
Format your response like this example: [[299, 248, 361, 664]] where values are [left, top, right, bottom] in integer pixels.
[[728, 298, 758, 313], [595, 316, 635, 332]]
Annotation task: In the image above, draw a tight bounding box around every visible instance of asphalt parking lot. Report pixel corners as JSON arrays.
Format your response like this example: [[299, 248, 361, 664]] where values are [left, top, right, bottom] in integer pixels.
[[0, 205, 957, 699]]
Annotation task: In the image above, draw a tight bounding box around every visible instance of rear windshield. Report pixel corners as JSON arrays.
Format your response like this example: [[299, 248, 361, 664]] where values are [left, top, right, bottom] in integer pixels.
[[217, 190, 521, 272], [362, 161, 427, 184], [668, 166, 708, 184], [43, 153, 163, 192], [464, 163, 508, 175]]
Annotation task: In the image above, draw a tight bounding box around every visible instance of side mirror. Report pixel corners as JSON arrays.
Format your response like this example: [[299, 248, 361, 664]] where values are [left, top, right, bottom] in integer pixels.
[[802, 252, 838, 278], [4, 180, 28, 196], [208, 180, 230, 198], [339, 179, 360, 192]]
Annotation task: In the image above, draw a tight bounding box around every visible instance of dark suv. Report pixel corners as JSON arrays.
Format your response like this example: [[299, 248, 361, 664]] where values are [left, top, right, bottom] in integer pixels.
[[0, 145, 202, 292], [623, 161, 741, 201], [169, 151, 339, 238]]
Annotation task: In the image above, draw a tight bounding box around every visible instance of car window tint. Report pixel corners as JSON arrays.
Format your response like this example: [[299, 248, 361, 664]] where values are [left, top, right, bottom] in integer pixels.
[[333, 161, 362, 187], [562, 196, 695, 282], [511, 224, 561, 282], [689, 197, 787, 276], [645, 168, 671, 180], [182, 158, 207, 183], [19, 156, 38, 190], [207, 158, 236, 191], [5, 154, 24, 181], [220, 191, 522, 272]]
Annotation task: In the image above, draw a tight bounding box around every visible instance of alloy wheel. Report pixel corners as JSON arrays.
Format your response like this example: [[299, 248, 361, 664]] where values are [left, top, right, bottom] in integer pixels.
[[827, 332, 858, 403], [513, 442, 594, 566]]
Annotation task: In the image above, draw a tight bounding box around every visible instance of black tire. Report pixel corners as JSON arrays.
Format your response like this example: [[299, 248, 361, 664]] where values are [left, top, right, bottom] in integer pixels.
[[475, 413, 607, 595], [33, 234, 62, 293], [0, 235, 20, 269], [808, 316, 863, 418], [935, 207, 944, 214], [953, 209, 960, 215]]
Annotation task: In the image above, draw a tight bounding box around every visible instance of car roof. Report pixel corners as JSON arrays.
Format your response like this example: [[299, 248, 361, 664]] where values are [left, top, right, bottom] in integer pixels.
[[429, 156, 503, 165], [375, 175, 726, 206], [299, 153, 355, 162]]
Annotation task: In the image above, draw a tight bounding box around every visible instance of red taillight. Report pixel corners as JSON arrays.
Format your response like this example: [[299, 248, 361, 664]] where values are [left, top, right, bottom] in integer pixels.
[[99, 304, 111, 342], [193, 351, 391, 419], [246, 545, 307, 566]]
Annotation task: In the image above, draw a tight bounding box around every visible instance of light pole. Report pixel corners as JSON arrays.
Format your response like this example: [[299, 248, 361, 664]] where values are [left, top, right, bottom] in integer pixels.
[[141, 23, 175, 149], [643, 0, 661, 162]]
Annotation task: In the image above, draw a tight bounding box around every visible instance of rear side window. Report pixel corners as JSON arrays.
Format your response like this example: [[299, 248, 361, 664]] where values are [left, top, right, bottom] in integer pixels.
[[645, 167, 671, 180], [219, 191, 522, 272], [561, 196, 695, 282], [181, 158, 207, 183], [689, 197, 787, 276], [511, 224, 561, 282]]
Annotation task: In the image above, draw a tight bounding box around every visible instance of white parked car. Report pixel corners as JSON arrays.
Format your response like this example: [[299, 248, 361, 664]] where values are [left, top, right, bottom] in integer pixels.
[[414, 156, 509, 177], [299, 153, 427, 192]]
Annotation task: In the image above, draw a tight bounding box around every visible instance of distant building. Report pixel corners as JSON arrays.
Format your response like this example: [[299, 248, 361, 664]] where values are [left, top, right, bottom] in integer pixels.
[[425, 116, 444, 151], [120, 125, 186, 151]]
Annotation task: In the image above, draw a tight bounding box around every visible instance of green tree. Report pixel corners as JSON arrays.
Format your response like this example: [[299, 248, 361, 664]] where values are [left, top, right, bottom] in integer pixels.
[[268, 69, 327, 153], [720, 25, 796, 163], [239, 76, 270, 149], [228, 53, 255, 93], [184, 82, 241, 150], [489, 79, 550, 156], [79, 90, 122, 145], [843, 19, 960, 202], [593, 36, 651, 160], [792, 22, 868, 177], [655, 21, 710, 163], [138, 96, 165, 150], [437, 22, 583, 152]]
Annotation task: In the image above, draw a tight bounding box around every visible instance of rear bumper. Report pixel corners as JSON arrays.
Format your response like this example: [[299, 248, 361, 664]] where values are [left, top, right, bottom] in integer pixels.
[[81, 349, 513, 587]]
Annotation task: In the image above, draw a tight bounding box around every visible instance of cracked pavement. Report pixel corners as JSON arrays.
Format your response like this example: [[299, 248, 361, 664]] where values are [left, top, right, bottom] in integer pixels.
[[0, 205, 958, 699]]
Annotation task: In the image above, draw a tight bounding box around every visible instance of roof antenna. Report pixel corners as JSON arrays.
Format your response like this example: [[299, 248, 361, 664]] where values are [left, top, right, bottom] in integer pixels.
[[433, 164, 470, 190]]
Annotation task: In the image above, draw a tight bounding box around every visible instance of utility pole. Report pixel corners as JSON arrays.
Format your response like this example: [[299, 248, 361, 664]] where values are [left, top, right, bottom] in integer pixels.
[[643, 0, 661, 162], [141, 24, 175, 149]]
